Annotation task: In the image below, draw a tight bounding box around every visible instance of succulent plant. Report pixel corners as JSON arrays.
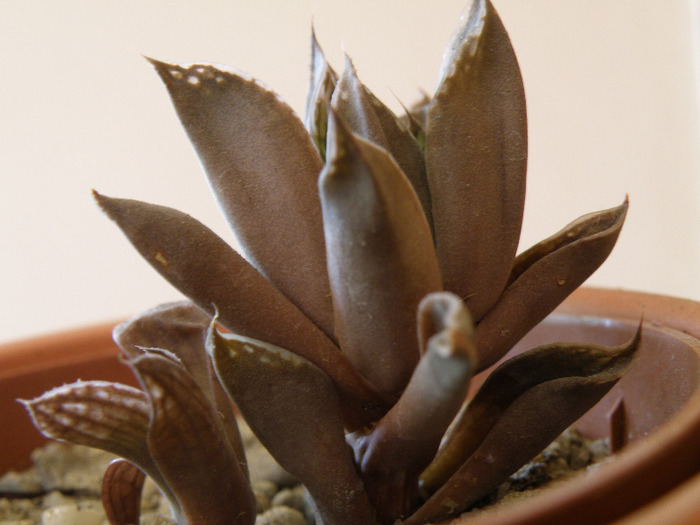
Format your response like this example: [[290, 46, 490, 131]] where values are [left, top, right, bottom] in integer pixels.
[[23, 1, 641, 524]]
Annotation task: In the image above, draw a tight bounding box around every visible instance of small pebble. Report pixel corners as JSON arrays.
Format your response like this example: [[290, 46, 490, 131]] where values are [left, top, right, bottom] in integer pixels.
[[41, 492, 75, 510], [0, 469, 42, 494], [32, 445, 115, 494], [252, 479, 278, 502], [140, 514, 175, 525], [40, 501, 105, 525], [253, 489, 271, 514], [0, 496, 41, 522], [271, 486, 307, 513], [255, 505, 308, 525], [2, 426, 609, 524]]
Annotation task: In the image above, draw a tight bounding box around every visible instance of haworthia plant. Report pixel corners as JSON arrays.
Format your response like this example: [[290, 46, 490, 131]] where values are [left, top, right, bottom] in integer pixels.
[[24, 1, 640, 524]]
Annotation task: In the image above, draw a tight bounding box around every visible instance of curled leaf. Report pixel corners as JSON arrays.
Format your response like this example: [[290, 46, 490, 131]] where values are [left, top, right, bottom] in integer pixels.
[[411, 323, 642, 523], [425, 0, 527, 320], [114, 301, 211, 392], [101, 459, 146, 525], [113, 300, 247, 477], [148, 58, 332, 338], [132, 353, 256, 525], [320, 113, 442, 396], [208, 327, 379, 525], [349, 292, 476, 523], [22, 381, 150, 466]]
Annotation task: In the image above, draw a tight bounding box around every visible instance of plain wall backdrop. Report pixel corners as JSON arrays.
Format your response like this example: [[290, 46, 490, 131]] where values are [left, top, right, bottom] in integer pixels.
[[1, 1, 699, 343]]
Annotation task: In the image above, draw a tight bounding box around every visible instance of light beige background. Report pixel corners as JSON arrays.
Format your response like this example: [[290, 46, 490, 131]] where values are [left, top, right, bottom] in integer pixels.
[[1, 1, 699, 343]]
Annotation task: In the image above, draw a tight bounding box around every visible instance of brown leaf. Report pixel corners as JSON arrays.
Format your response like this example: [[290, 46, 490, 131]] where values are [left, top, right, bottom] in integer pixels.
[[113, 301, 247, 478], [332, 55, 388, 148], [331, 56, 431, 229], [425, 0, 527, 321], [101, 459, 146, 525], [411, 324, 641, 523], [320, 112, 442, 396], [349, 292, 476, 523], [132, 353, 256, 525], [398, 93, 430, 142], [208, 328, 379, 525], [94, 192, 387, 428], [113, 301, 211, 391], [474, 198, 628, 370], [361, 88, 432, 231], [303, 28, 338, 160], [22, 381, 150, 467], [147, 58, 333, 339]]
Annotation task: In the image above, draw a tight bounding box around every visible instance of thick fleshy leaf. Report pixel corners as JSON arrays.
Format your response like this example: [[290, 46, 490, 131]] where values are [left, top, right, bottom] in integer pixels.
[[114, 301, 211, 394], [410, 325, 641, 523], [474, 199, 628, 370], [349, 292, 476, 523], [303, 28, 338, 160], [319, 113, 442, 395], [332, 57, 431, 226], [101, 459, 146, 525], [22, 381, 150, 467], [95, 192, 387, 428], [113, 301, 247, 476], [425, 0, 527, 320], [208, 328, 379, 525], [148, 58, 333, 338], [21, 380, 179, 516], [132, 353, 256, 525], [363, 91, 432, 229], [332, 55, 388, 147]]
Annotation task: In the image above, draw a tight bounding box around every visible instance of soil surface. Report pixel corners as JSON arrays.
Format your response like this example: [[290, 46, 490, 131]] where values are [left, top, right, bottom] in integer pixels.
[[0, 425, 608, 524]]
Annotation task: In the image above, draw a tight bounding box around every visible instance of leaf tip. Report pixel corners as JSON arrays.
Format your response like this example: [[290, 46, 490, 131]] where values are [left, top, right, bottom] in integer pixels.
[[92, 189, 115, 218]]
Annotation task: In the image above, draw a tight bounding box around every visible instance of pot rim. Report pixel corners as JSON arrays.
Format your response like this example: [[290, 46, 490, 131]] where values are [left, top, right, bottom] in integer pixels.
[[3, 287, 700, 524], [446, 287, 700, 525], [0, 320, 122, 381]]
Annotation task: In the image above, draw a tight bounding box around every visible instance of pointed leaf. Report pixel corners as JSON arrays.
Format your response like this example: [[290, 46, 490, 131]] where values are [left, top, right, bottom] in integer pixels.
[[320, 113, 442, 395], [101, 459, 146, 525], [361, 89, 432, 229], [94, 192, 387, 428], [148, 58, 333, 338], [304, 28, 338, 160], [21, 380, 180, 510], [411, 324, 641, 523], [474, 199, 628, 370], [209, 328, 379, 525], [332, 57, 431, 226], [132, 353, 256, 525], [349, 292, 476, 523], [332, 55, 389, 147], [113, 300, 247, 477], [22, 381, 150, 466], [425, 0, 527, 320], [398, 93, 430, 141]]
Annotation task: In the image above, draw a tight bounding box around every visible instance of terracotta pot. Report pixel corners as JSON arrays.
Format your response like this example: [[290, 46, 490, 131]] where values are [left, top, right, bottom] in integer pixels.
[[444, 287, 700, 525], [610, 467, 700, 525], [2, 288, 700, 525], [0, 320, 137, 474]]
